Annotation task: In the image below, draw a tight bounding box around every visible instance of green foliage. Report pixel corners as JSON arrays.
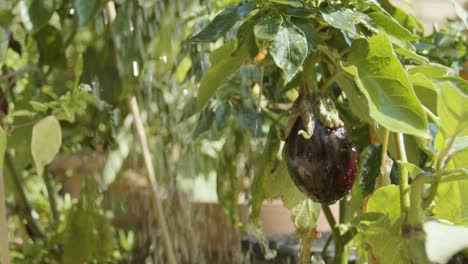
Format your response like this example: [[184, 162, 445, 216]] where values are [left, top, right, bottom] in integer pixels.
[[31, 115, 62, 177], [358, 144, 382, 196]]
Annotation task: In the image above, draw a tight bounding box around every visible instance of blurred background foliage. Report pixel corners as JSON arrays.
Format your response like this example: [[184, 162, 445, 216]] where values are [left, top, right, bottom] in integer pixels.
[[0, 0, 467, 263]]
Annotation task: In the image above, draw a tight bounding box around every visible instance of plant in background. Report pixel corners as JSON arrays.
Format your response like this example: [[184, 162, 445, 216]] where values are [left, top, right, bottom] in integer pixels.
[[190, 0, 468, 263]]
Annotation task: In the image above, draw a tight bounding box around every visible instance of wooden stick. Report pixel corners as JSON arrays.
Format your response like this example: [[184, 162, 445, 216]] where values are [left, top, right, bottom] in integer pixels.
[[0, 128, 10, 264], [128, 97, 177, 264], [0, 169, 9, 264]]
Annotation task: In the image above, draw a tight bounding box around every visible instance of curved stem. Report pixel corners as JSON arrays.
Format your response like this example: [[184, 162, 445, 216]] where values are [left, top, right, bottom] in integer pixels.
[[422, 105, 440, 127]]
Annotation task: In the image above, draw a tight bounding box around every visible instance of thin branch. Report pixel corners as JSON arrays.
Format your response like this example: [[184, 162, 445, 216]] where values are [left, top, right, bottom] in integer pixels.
[[422, 105, 440, 126], [0, 66, 42, 82], [0, 167, 10, 264], [44, 171, 59, 223]]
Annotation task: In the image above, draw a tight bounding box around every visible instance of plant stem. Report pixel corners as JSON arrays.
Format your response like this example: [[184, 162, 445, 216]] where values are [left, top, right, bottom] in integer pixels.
[[0, 167, 10, 264], [322, 205, 346, 264], [43, 171, 59, 223], [5, 153, 45, 240], [301, 54, 319, 95], [376, 128, 390, 187], [422, 105, 440, 127], [321, 234, 333, 260], [301, 233, 311, 264], [395, 133, 410, 226], [128, 97, 177, 264]]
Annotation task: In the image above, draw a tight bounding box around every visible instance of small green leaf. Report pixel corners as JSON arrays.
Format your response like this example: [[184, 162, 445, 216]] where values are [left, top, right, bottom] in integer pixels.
[[424, 221, 468, 263], [30, 101, 49, 112], [20, 0, 62, 33], [270, 23, 308, 80], [268, 0, 302, 7], [347, 34, 429, 138], [193, 108, 215, 138], [409, 73, 438, 114], [358, 144, 382, 196], [31, 116, 62, 177], [291, 199, 321, 233], [254, 13, 283, 41], [396, 161, 424, 179], [191, 2, 256, 42], [74, 0, 101, 27], [322, 9, 370, 36]]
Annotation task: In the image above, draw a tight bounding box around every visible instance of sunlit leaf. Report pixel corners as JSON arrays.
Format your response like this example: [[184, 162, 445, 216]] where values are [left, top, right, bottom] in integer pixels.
[[347, 34, 429, 138], [269, 0, 302, 7], [322, 9, 370, 36]]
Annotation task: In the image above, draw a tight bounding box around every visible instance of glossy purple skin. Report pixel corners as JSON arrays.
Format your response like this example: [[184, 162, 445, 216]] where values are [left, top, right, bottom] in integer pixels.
[[285, 119, 357, 204]]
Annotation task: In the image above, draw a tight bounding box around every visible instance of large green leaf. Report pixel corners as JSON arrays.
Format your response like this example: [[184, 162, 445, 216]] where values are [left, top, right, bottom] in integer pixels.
[[33, 25, 66, 68], [254, 13, 283, 41], [424, 221, 468, 263], [269, 23, 308, 80], [322, 9, 370, 36], [409, 73, 438, 114], [20, 0, 62, 33], [347, 34, 429, 138], [191, 2, 256, 42], [376, 0, 423, 35], [432, 179, 468, 224], [408, 64, 455, 78], [74, 0, 101, 27]]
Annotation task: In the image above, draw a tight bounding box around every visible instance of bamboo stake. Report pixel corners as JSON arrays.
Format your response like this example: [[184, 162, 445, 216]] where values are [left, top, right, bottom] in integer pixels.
[[0, 170, 9, 264], [128, 97, 177, 264], [0, 128, 9, 264]]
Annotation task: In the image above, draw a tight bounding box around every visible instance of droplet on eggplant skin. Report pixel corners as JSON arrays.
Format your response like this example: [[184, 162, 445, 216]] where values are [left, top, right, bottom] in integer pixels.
[[285, 118, 357, 204]]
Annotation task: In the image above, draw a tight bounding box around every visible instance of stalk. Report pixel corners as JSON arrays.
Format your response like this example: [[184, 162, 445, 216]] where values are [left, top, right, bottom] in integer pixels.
[[322, 205, 346, 264], [300, 233, 311, 264], [395, 133, 410, 226]]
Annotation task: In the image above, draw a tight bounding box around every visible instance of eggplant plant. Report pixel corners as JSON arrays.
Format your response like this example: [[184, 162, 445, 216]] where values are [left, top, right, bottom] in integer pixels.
[[190, 0, 468, 263]]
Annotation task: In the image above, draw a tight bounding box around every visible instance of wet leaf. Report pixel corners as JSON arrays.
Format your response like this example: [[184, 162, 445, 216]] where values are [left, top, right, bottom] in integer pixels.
[[254, 13, 283, 41], [31, 116, 62, 177], [347, 34, 429, 138], [270, 23, 308, 80], [191, 2, 256, 42], [358, 144, 382, 196]]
